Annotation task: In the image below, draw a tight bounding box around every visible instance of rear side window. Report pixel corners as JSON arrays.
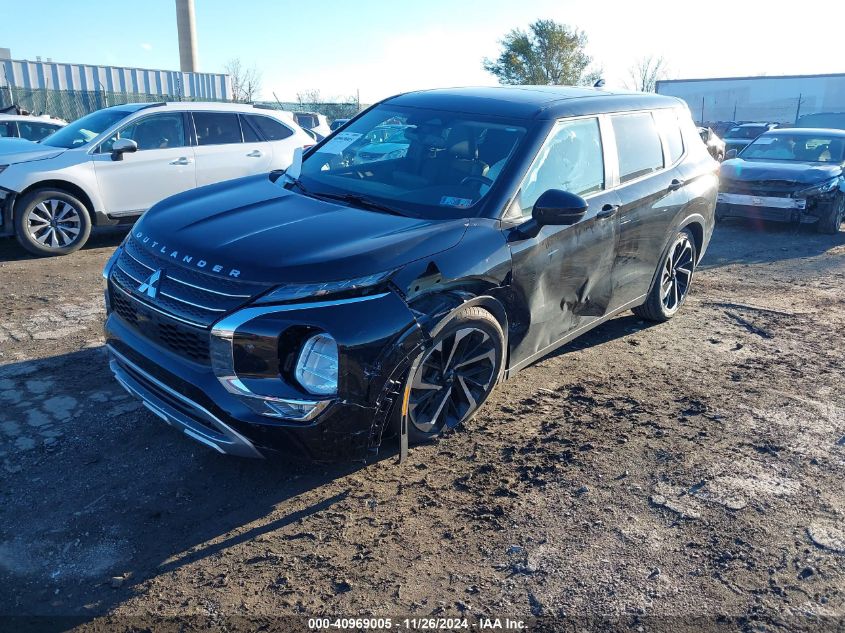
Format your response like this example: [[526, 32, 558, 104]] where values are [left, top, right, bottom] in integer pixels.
[[194, 112, 242, 145], [247, 115, 294, 141], [239, 115, 261, 143], [612, 112, 664, 183], [19, 122, 61, 142], [0, 121, 14, 137], [654, 109, 684, 164]]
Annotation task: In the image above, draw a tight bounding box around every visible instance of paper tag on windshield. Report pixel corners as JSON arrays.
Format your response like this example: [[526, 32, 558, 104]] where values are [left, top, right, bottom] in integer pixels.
[[318, 132, 362, 155], [440, 196, 474, 208]]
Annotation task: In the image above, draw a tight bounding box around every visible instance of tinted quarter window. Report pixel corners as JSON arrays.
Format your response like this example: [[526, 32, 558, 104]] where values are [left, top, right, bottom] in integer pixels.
[[612, 112, 664, 183], [247, 115, 294, 141], [102, 113, 187, 152], [0, 122, 14, 137], [194, 112, 242, 145], [518, 117, 604, 216], [239, 115, 261, 143], [654, 109, 684, 164]]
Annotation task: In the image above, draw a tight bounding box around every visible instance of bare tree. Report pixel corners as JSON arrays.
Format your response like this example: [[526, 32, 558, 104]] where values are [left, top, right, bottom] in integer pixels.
[[625, 55, 669, 93], [225, 58, 262, 103]]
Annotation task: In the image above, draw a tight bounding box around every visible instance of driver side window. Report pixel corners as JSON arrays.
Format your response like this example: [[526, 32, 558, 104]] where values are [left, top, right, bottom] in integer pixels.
[[517, 117, 604, 217], [101, 113, 187, 153]]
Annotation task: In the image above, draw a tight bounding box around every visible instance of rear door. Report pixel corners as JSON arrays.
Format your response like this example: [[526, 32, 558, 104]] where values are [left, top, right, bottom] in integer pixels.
[[192, 111, 272, 187], [93, 111, 196, 217], [506, 116, 622, 368], [244, 113, 299, 170], [605, 109, 690, 310]]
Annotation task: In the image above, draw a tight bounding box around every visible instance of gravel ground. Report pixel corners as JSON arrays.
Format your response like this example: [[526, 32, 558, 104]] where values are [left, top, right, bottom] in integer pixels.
[[0, 220, 843, 632]]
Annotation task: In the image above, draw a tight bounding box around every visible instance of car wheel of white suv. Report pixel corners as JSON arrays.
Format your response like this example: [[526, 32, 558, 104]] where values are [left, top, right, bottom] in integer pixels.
[[14, 189, 92, 256]]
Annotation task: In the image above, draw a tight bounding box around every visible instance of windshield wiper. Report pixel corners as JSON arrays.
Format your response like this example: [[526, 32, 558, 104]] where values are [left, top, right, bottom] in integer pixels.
[[308, 191, 405, 216]]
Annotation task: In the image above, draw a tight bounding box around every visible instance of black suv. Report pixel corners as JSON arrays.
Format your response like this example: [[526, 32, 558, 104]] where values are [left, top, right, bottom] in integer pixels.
[[103, 86, 718, 461]]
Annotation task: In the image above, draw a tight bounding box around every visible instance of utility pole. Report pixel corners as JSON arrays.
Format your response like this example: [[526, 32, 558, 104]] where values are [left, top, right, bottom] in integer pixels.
[[794, 93, 803, 125], [701, 97, 705, 125]]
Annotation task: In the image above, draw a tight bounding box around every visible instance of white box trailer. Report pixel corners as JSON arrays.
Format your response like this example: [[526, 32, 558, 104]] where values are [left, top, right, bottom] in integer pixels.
[[655, 73, 845, 126]]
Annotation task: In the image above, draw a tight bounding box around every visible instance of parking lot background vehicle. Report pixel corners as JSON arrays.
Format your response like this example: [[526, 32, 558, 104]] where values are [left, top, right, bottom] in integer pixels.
[[0, 114, 65, 142], [717, 128, 845, 232], [722, 122, 778, 153], [103, 86, 718, 460], [0, 102, 313, 256]]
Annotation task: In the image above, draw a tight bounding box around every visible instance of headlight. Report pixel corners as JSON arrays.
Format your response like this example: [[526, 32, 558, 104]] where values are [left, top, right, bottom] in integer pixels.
[[796, 177, 841, 198], [255, 270, 393, 304], [295, 333, 338, 396]]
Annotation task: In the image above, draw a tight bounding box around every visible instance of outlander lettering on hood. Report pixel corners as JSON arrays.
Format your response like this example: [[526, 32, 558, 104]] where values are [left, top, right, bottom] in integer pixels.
[[133, 230, 241, 278]]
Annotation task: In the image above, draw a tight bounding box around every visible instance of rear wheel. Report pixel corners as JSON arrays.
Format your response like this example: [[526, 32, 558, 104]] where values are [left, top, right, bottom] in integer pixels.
[[816, 193, 844, 234], [14, 189, 91, 256], [633, 228, 697, 322], [405, 306, 504, 443]]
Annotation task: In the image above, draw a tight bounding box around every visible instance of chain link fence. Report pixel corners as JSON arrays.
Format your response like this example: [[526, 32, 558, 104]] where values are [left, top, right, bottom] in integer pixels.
[[257, 101, 367, 121], [0, 86, 229, 122]]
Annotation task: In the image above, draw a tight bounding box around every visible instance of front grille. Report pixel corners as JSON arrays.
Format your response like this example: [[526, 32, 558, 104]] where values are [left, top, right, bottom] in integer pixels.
[[109, 236, 272, 364], [111, 236, 271, 327], [720, 179, 799, 198], [110, 283, 212, 363]]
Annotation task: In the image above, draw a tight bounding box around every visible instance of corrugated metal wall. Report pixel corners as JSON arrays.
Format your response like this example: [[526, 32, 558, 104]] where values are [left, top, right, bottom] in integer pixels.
[[656, 74, 845, 125], [0, 58, 232, 100]]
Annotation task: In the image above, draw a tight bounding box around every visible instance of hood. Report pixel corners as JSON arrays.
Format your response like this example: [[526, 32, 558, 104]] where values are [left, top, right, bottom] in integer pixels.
[[133, 174, 469, 284], [0, 138, 66, 163], [720, 159, 843, 185]]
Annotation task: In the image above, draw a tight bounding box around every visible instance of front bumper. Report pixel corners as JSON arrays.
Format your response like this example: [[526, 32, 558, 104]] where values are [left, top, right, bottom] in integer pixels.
[[104, 289, 423, 461], [716, 191, 834, 224], [0, 188, 16, 237]]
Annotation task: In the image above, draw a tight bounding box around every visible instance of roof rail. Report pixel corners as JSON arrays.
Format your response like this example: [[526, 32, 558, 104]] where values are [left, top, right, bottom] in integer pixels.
[[140, 102, 166, 110]]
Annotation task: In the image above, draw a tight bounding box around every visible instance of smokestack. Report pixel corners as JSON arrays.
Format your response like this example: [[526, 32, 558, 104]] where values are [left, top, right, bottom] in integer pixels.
[[175, 0, 198, 72]]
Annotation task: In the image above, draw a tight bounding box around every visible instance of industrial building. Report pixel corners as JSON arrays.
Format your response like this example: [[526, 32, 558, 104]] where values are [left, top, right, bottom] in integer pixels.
[[656, 73, 845, 125]]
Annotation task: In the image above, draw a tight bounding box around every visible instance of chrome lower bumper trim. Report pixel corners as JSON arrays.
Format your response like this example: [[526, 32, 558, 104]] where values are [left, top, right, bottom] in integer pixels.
[[107, 344, 263, 459]]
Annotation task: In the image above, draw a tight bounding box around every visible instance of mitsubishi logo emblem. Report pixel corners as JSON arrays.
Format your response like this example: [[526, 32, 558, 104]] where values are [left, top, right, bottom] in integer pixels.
[[138, 269, 163, 299]]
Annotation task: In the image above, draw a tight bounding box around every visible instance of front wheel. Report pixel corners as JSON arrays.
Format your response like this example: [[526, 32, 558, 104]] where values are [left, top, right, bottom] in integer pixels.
[[14, 189, 92, 256], [405, 306, 504, 443], [816, 194, 844, 235], [633, 228, 697, 322]]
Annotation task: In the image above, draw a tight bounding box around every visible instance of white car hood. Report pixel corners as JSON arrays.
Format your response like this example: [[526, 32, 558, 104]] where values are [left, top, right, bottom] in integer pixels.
[[0, 139, 66, 164]]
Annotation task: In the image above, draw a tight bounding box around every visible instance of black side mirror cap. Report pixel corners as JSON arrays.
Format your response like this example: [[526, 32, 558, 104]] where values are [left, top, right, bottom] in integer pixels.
[[532, 189, 589, 226]]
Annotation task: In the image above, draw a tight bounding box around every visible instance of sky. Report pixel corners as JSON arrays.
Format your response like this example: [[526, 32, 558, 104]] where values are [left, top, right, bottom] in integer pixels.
[[2, 0, 845, 104]]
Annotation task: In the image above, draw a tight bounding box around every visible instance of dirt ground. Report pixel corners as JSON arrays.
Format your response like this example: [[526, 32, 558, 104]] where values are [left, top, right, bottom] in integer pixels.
[[0, 219, 843, 632]]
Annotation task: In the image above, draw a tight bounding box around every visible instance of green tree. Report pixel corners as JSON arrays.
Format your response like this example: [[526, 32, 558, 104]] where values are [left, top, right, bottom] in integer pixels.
[[483, 19, 599, 86]]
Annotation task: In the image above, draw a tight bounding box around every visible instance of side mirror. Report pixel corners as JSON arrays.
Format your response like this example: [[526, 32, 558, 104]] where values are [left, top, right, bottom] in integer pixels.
[[111, 138, 138, 161], [532, 189, 588, 226], [725, 149, 738, 160]]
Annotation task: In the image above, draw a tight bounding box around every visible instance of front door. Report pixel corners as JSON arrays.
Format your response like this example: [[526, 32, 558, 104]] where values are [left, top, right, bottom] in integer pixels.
[[506, 116, 622, 368], [93, 112, 196, 217]]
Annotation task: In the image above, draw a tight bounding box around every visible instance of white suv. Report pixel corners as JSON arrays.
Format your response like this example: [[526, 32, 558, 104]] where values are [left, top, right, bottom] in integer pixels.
[[0, 102, 313, 255]]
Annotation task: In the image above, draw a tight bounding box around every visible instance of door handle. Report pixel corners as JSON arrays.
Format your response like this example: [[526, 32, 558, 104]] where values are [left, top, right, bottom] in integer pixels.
[[596, 203, 620, 219], [668, 178, 685, 191], [169, 157, 192, 165], [246, 150, 263, 158]]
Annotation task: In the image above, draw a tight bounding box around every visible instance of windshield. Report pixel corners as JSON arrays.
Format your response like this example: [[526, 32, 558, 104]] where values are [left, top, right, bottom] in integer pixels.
[[726, 125, 767, 139], [298, 105, 528, 218], [42, 109, 131, 149], [740, 133, 845, 162]]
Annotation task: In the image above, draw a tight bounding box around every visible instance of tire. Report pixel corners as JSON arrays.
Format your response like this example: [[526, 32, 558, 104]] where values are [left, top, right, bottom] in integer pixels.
[[14, 189, 92, 256], [404, 306, 504, 443], [633, 228, 698, 323], [816, 194, 844, 235]]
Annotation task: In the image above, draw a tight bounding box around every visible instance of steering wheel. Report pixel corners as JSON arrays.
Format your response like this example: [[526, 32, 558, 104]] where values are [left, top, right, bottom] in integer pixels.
[[460, 175, 494, 187]]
